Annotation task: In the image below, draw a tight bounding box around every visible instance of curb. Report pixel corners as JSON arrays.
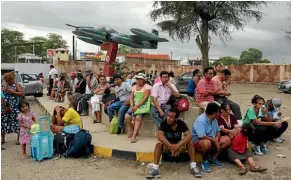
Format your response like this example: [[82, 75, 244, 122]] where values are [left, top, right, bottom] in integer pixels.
[[35, 97, 203, 162]]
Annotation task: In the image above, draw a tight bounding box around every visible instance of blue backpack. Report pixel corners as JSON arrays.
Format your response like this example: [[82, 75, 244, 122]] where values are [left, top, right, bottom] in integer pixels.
[[64, 129, 92, 158]]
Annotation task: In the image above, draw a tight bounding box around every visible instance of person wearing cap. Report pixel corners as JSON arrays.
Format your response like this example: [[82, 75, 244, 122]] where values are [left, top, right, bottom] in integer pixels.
[[107, 74, 132, 134], [70, 72, 78, 92], [150, 71, 180, 127], [124, 73, 151, 143], [77, 69, 98, 116]]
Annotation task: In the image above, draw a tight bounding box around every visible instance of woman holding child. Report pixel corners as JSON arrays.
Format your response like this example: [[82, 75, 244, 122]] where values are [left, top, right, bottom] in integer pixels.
[[244, 95, 288, 155], [90, 75, 110, 123]]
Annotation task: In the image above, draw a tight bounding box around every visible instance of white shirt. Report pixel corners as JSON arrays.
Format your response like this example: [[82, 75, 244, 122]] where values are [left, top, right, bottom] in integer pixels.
[[85, 84, 92, 94], [49, 68, 58, 79]]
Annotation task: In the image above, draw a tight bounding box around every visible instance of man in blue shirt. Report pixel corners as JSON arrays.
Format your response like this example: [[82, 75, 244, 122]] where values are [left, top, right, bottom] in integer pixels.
[[192, 103, 228, 172]]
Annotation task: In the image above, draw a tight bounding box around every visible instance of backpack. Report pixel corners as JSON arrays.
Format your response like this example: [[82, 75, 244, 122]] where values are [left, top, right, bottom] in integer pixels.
[[177, 98, 190, 112], [167, 95, 190, 112], [64, 129, 92, 158], [109, 116, 119, 134], [53, 132, 75, 157]]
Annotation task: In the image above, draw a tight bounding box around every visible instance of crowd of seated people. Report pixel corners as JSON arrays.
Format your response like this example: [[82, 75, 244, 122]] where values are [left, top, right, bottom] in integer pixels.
[[46, 66, 288, 178]]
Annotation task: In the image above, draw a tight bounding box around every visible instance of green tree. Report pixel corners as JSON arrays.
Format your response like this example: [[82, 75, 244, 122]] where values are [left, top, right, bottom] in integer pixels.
[[149, 1, 268, 69], [43, 33, 68, 51], [118, 44, 142, 54], [1, 28, 29, 63], [216, 56, 238, 65], [29, 36, 47, 57], [239, 48, 271, 64]]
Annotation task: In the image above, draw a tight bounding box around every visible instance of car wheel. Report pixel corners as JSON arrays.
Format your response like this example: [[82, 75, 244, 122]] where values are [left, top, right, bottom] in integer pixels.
[[289, 87, 291, 94]]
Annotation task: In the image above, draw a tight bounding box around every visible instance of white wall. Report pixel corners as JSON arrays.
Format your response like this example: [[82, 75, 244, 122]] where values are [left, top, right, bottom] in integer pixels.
[[1, 63, 51, 82]]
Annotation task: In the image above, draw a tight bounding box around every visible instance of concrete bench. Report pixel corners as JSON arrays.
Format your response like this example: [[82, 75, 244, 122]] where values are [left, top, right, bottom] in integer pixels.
[[88, 101, 204, 137]]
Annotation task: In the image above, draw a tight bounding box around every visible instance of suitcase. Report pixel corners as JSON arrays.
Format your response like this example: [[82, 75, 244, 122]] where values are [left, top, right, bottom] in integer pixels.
[[30, 115, 53, 161], [30, 132, 54, 161]]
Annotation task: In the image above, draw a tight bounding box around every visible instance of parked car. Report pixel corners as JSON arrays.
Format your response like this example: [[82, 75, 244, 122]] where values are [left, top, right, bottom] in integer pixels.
[[176, 71, 193, 92], [1, 68, 43, 97], [278, 79, 291, 93]]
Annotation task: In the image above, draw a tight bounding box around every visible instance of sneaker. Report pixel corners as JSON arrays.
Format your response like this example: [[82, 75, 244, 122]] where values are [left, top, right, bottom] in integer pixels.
[[209, 159, 225, 167], [273, 137, 284, 143], [279, 136, 285, 141], [117, 127, 124, 135], [251, 144, 263, 155], [80, 113, 88, 116], [190, 166, 202, 178], [260, 143, 268, 154], [201, 160, 211, 172], [146, 167, 161, 179]]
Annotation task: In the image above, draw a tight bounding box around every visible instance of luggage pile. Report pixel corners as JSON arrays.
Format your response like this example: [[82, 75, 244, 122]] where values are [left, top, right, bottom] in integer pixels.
[[53, 125, 92, 158]]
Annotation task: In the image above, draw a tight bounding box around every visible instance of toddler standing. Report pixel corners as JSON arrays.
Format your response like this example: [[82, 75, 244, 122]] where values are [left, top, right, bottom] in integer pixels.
[[17, 101, 37, 159]]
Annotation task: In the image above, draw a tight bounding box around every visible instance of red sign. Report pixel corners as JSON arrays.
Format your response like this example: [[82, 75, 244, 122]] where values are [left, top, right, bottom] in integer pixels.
[[47, 49, 55, 57]]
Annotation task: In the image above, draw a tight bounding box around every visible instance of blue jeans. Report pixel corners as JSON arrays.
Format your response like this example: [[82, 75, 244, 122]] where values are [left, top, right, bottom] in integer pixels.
[[150, 104, 171, 128], [78, 94, 93, 114], [107, 101, 130, 128]]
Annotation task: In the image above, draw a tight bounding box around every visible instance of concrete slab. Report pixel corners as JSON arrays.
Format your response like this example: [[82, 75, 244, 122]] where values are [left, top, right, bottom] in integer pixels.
[[36, 96, 202, 162]]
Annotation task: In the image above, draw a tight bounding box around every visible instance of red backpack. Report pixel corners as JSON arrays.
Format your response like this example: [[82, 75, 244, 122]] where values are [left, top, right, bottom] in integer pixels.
[[177, 98, 190, 112]]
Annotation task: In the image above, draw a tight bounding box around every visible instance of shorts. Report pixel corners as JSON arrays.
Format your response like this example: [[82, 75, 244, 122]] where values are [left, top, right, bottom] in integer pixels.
[[126, 108, 146, 118], [193, 140, 218, 153], [163, 144, 187, 154]]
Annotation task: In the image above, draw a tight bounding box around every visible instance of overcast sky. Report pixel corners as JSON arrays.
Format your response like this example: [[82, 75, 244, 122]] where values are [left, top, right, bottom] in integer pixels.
[[1, 1, 291, 63]]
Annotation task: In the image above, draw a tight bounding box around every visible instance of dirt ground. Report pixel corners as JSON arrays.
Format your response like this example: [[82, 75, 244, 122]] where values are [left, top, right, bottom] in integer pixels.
[[2, 84, 291, 180]]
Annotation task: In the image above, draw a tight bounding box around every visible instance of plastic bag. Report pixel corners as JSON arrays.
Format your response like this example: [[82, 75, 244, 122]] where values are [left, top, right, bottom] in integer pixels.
[[109, 116, 118, 134]]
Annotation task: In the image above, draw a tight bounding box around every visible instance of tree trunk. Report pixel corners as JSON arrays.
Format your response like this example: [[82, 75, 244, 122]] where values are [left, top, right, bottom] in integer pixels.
[[201, 19, 209, 69]]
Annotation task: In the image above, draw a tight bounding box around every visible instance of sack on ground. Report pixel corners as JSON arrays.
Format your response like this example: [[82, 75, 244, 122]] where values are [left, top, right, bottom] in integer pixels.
[[109, 116, 119, 134], [53, 132, 75, 157], [64, 129, 92, 158]]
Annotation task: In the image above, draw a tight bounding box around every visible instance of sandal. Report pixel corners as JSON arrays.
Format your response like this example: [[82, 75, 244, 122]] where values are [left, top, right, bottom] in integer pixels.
[[250, 165, 267, 172], [21, 154, 29, 159], [93, 120, 101, 123], [128, 132, 133, 138], [1, 147, 5, 150], [239, 167, 248, 175], [131, 137, 137, 143]]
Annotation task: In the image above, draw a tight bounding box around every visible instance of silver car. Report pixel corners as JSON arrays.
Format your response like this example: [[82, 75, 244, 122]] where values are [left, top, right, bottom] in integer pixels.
[[278, 79, 291, 93]]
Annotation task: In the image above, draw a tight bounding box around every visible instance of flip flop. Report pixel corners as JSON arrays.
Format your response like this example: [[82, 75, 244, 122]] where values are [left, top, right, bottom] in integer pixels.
[[131, 138, 137, 143], [93, 120, 101, 123]]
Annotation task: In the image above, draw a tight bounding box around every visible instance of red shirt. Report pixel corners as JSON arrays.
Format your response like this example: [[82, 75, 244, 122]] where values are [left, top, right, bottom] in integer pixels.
[[195, 77, 216, 104], [231, 132, 248, 154]]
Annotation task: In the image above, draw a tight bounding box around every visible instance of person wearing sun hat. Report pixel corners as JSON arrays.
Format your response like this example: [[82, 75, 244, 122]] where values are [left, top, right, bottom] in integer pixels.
[[125, 73, 152, 143]]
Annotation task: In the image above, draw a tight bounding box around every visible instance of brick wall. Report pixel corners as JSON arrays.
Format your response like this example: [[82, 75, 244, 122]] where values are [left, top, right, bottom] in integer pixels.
[[55, 60, 291, 83]]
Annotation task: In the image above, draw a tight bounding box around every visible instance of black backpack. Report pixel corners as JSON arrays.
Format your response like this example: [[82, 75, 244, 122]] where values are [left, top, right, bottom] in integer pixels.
[[53, 132, 75, 157], [64, 129, 92, 158]]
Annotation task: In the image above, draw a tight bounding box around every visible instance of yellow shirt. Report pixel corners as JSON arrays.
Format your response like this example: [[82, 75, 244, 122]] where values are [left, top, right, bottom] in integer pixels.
[[62, 108, 83, 128]]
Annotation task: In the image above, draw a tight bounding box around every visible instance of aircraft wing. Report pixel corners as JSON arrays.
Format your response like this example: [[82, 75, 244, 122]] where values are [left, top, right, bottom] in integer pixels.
[[157, 38, 169, 42]]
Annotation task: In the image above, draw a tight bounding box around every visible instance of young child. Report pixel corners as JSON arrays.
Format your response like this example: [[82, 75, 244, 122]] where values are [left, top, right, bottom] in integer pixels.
[[228, 123, 267, 175], [266, 98, 284, 143], [18, 101, 37, 159]]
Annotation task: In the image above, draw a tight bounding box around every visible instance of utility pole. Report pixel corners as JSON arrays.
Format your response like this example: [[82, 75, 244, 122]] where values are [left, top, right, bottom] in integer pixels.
[[170, 51, 172, 60]]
